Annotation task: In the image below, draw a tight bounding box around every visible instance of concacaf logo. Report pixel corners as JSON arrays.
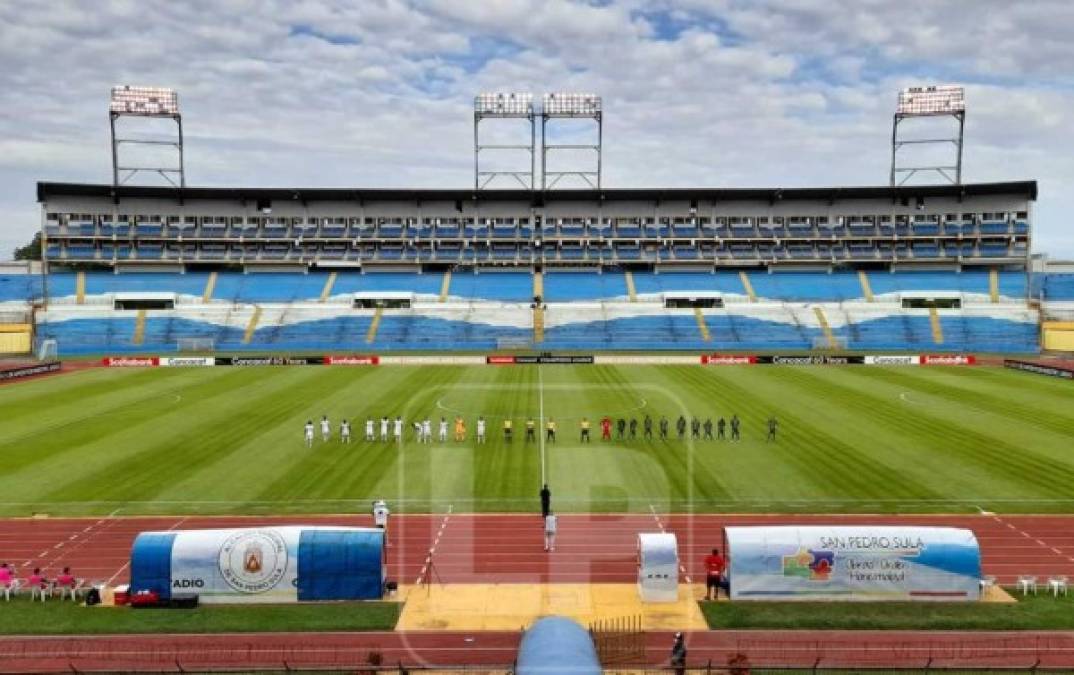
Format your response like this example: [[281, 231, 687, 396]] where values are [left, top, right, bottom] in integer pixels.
[[217, 530, 288, 594]]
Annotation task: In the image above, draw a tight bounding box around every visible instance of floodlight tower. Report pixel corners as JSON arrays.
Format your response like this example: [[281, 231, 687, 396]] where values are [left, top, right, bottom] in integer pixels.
[[109, 85, 185, 188], [474, 92, 536, 190], [541, 93, 602, 190], [889, 85, 965, 186]]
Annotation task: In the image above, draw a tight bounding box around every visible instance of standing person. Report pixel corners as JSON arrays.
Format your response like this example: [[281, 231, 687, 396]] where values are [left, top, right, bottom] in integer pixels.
[[676, 415, 687, 440], [393, 416, 404, 444], [365, 418, 375, 442], [703, 418, 713, 440], [717, 417, 726, 440], [628, 417, 638, 440], [304, 420, 314, 448], [644, 415, 653, 440], [340, 419, 351, 444], [439, 417, 449, 443], [423, 418, 433, 444], [704, 547, 728, 601], [380, 416, 390, 442], [767, 416, 779, 442], [540, 484, 551, 518], [670, 633, 687, 675], [580, 417, 592, 443], [372, 500, 390, 546], [659, 415, 669, 440], [544, 510, 558, 552], [476, 416, 487, 444], [525, 417, 537, 443], [320, 415, 331, 442], [546, 418, 557, 443], [454, 416, 466, 442], [690, 417, 701, 439], [616, 417, 626, 440], [730, 414, 741, 441], [503, 417, 513, 443]]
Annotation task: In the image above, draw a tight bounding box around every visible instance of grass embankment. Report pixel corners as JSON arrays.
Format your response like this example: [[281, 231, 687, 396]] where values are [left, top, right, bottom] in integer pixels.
[[700, 592, 1074, 631], [0, 598, 401, 635]]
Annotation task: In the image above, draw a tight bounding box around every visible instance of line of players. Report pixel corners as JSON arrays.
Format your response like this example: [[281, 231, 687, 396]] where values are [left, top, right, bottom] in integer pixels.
[[304, 413, 779, 447]]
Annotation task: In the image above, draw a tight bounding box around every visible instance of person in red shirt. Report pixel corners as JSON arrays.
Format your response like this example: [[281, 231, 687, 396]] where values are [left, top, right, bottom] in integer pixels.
[[55, 566, 78, 600], [600, 416, 612, 441], [703, 548, 728, 601], [27, 567, 48, 602]]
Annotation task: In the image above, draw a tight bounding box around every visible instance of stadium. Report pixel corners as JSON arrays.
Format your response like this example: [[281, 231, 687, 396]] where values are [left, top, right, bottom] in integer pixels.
[[2, 78, 1074, 674]]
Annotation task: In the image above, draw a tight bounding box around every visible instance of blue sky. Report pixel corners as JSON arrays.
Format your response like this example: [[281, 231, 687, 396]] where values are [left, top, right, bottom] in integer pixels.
[[0, 0, 1071, 256]]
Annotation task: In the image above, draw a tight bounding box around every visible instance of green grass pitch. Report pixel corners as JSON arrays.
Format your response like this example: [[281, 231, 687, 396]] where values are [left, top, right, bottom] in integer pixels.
[[1, 364, 1072, 516]]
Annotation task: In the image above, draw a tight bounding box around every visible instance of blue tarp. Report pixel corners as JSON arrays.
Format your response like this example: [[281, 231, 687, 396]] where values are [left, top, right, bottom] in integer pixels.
[[297, 529, 384, 600], [517, 617, 601, 675], [129, 532, 177, 599]]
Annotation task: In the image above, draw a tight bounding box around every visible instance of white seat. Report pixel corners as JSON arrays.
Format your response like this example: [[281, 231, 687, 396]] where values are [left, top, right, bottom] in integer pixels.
[[55, 579, 85, 601], [2, 580, 22, 601], [1017, 575, 1038, 595], [979, 575, 997, 591], [1048, 576, 1068, 597], [29, 584, 49, 602]]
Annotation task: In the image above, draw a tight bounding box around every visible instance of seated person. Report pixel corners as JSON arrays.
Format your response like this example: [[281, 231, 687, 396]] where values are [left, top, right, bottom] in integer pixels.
[[27, 567, 49, 601], [55, 567, 78, 599]]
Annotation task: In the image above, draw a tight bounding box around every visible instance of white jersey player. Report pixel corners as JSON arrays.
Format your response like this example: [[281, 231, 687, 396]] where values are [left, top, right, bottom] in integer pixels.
[[372, 499, 390, 544], [438, 417, 448, 443], [340, 420, 351, 443], [365, 418, 375, 442], [320, 416, 331, 442], [476, 416, 487, 444], [380, 416, 389, 442], [303, 420, 314, 448], [544, 512, 558, 552], [422, 418, 432, 444], [393, 416, 403, 442], [412, 421, 423, 442]]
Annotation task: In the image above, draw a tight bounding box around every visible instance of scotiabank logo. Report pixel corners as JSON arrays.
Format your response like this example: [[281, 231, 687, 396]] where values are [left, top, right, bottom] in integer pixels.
[[701, 355, 757, 365], [487, 356, 516, 365], [324, 355, 380, 365], [921, 354, 976, 365], [102, 357, 159, 367]]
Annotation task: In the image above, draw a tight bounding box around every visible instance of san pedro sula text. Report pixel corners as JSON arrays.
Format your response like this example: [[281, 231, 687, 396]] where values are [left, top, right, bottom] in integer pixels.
[[818, 535, 926, 550]]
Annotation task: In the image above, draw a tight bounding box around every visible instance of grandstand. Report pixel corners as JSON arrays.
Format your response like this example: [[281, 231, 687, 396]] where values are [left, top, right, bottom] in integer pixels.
[[0, 181, 1050, 354]]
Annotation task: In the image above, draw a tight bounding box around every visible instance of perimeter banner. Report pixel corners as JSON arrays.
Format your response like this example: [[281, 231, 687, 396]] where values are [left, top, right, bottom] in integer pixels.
[[1004, 359, 1074, 380], [725, 525, 981, 602], [216, 356, 326, 366], [0, 361, 62, 380]]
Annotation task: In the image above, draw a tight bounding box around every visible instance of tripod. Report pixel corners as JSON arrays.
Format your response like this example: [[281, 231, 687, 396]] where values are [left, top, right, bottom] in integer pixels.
[[424, 549, 443, 598]]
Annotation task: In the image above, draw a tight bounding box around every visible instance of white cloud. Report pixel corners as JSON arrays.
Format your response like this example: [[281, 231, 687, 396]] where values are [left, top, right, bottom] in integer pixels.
[[0, 0, 1071, 256]]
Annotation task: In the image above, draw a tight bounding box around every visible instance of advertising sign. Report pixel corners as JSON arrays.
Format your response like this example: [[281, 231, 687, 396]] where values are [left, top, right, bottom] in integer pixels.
[[725, 525, 981, 602]]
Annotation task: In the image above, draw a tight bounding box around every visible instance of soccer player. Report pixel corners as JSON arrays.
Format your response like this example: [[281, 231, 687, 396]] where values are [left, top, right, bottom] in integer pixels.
[[423, 418, 432, 444], [365, 418, 375, 442], [525, 417, 537, 443], [304, 420, 314, 448], [503, 418, 513, 443], [544, 510, 558, 552], [676, 415, 687, 440], [439, 417, 449, 443], [644, 415, 653, 440], [767, 416, 779, 442], [476, 416, 487, 444], [546, 418, 557, 443], [412, 420, 423, 442], [659, 416, 669, 440], [628, 418, 638, 440], [704, 547, 728, 601], [717, 417, 726, 440], [703, 418, 713, 440], [691, 417, 701, 439], [380, 416, 390, 442], [340, 419, 351, 444], [540, 483, 551, 518], [454, 416, 466, 442], [730, 414, 741, 441], [393, 416, 403, 443], [616, 418, 626, 440], [581, 417, 592, 443], [320, 415, 331, 442]]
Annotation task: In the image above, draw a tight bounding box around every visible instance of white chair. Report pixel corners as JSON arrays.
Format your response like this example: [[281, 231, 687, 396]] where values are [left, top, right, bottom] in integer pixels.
[[29, 583, 49, 602], [1048, 576, 1068, 597], [2, 579, 22, 601], [56, 579, 85, 601], [979, 575, 997, 592], [1017, 575, 1038, 595]]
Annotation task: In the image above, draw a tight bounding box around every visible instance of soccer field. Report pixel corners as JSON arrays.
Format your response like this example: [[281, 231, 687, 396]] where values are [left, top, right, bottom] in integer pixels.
[[1, 364, 1072, 517]]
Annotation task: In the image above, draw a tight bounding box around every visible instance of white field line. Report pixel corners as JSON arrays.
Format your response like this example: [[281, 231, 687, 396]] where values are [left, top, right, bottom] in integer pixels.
[[650, 503, 691, 583], [416, 505, 452, 586]]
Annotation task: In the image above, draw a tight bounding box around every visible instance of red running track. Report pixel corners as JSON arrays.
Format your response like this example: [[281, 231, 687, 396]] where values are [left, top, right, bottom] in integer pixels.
[[3, 512, 1074, 587]]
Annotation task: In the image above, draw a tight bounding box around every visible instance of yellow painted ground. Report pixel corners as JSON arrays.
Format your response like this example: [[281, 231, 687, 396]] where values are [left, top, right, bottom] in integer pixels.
[[395, 583, 709, 631], [982, 585, 1017, 603]]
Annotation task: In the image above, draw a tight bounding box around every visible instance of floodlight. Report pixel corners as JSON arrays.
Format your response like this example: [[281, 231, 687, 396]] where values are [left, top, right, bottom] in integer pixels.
[[475, 92, 534, 116], [896, 85, 965, 116], [110, 85, 180, 116], [542, 92, 601, 116]]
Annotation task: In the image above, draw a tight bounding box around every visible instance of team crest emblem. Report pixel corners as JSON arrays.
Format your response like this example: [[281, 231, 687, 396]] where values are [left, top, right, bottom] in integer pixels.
[[218, 530, 288, 594]]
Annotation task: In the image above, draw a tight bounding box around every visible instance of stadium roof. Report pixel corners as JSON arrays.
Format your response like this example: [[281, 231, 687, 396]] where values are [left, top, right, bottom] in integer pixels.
[[38, 180, 1037, 204]]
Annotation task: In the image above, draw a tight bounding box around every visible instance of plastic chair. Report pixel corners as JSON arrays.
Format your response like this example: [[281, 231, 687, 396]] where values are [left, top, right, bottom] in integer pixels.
[[1, 580, 22, 601], [1017, 575, 1038, 595], [56, 579, 85, 601], [1048, 576, 1068, 597], [979, 575, 997, 592], [29, 583, 49, 602]]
